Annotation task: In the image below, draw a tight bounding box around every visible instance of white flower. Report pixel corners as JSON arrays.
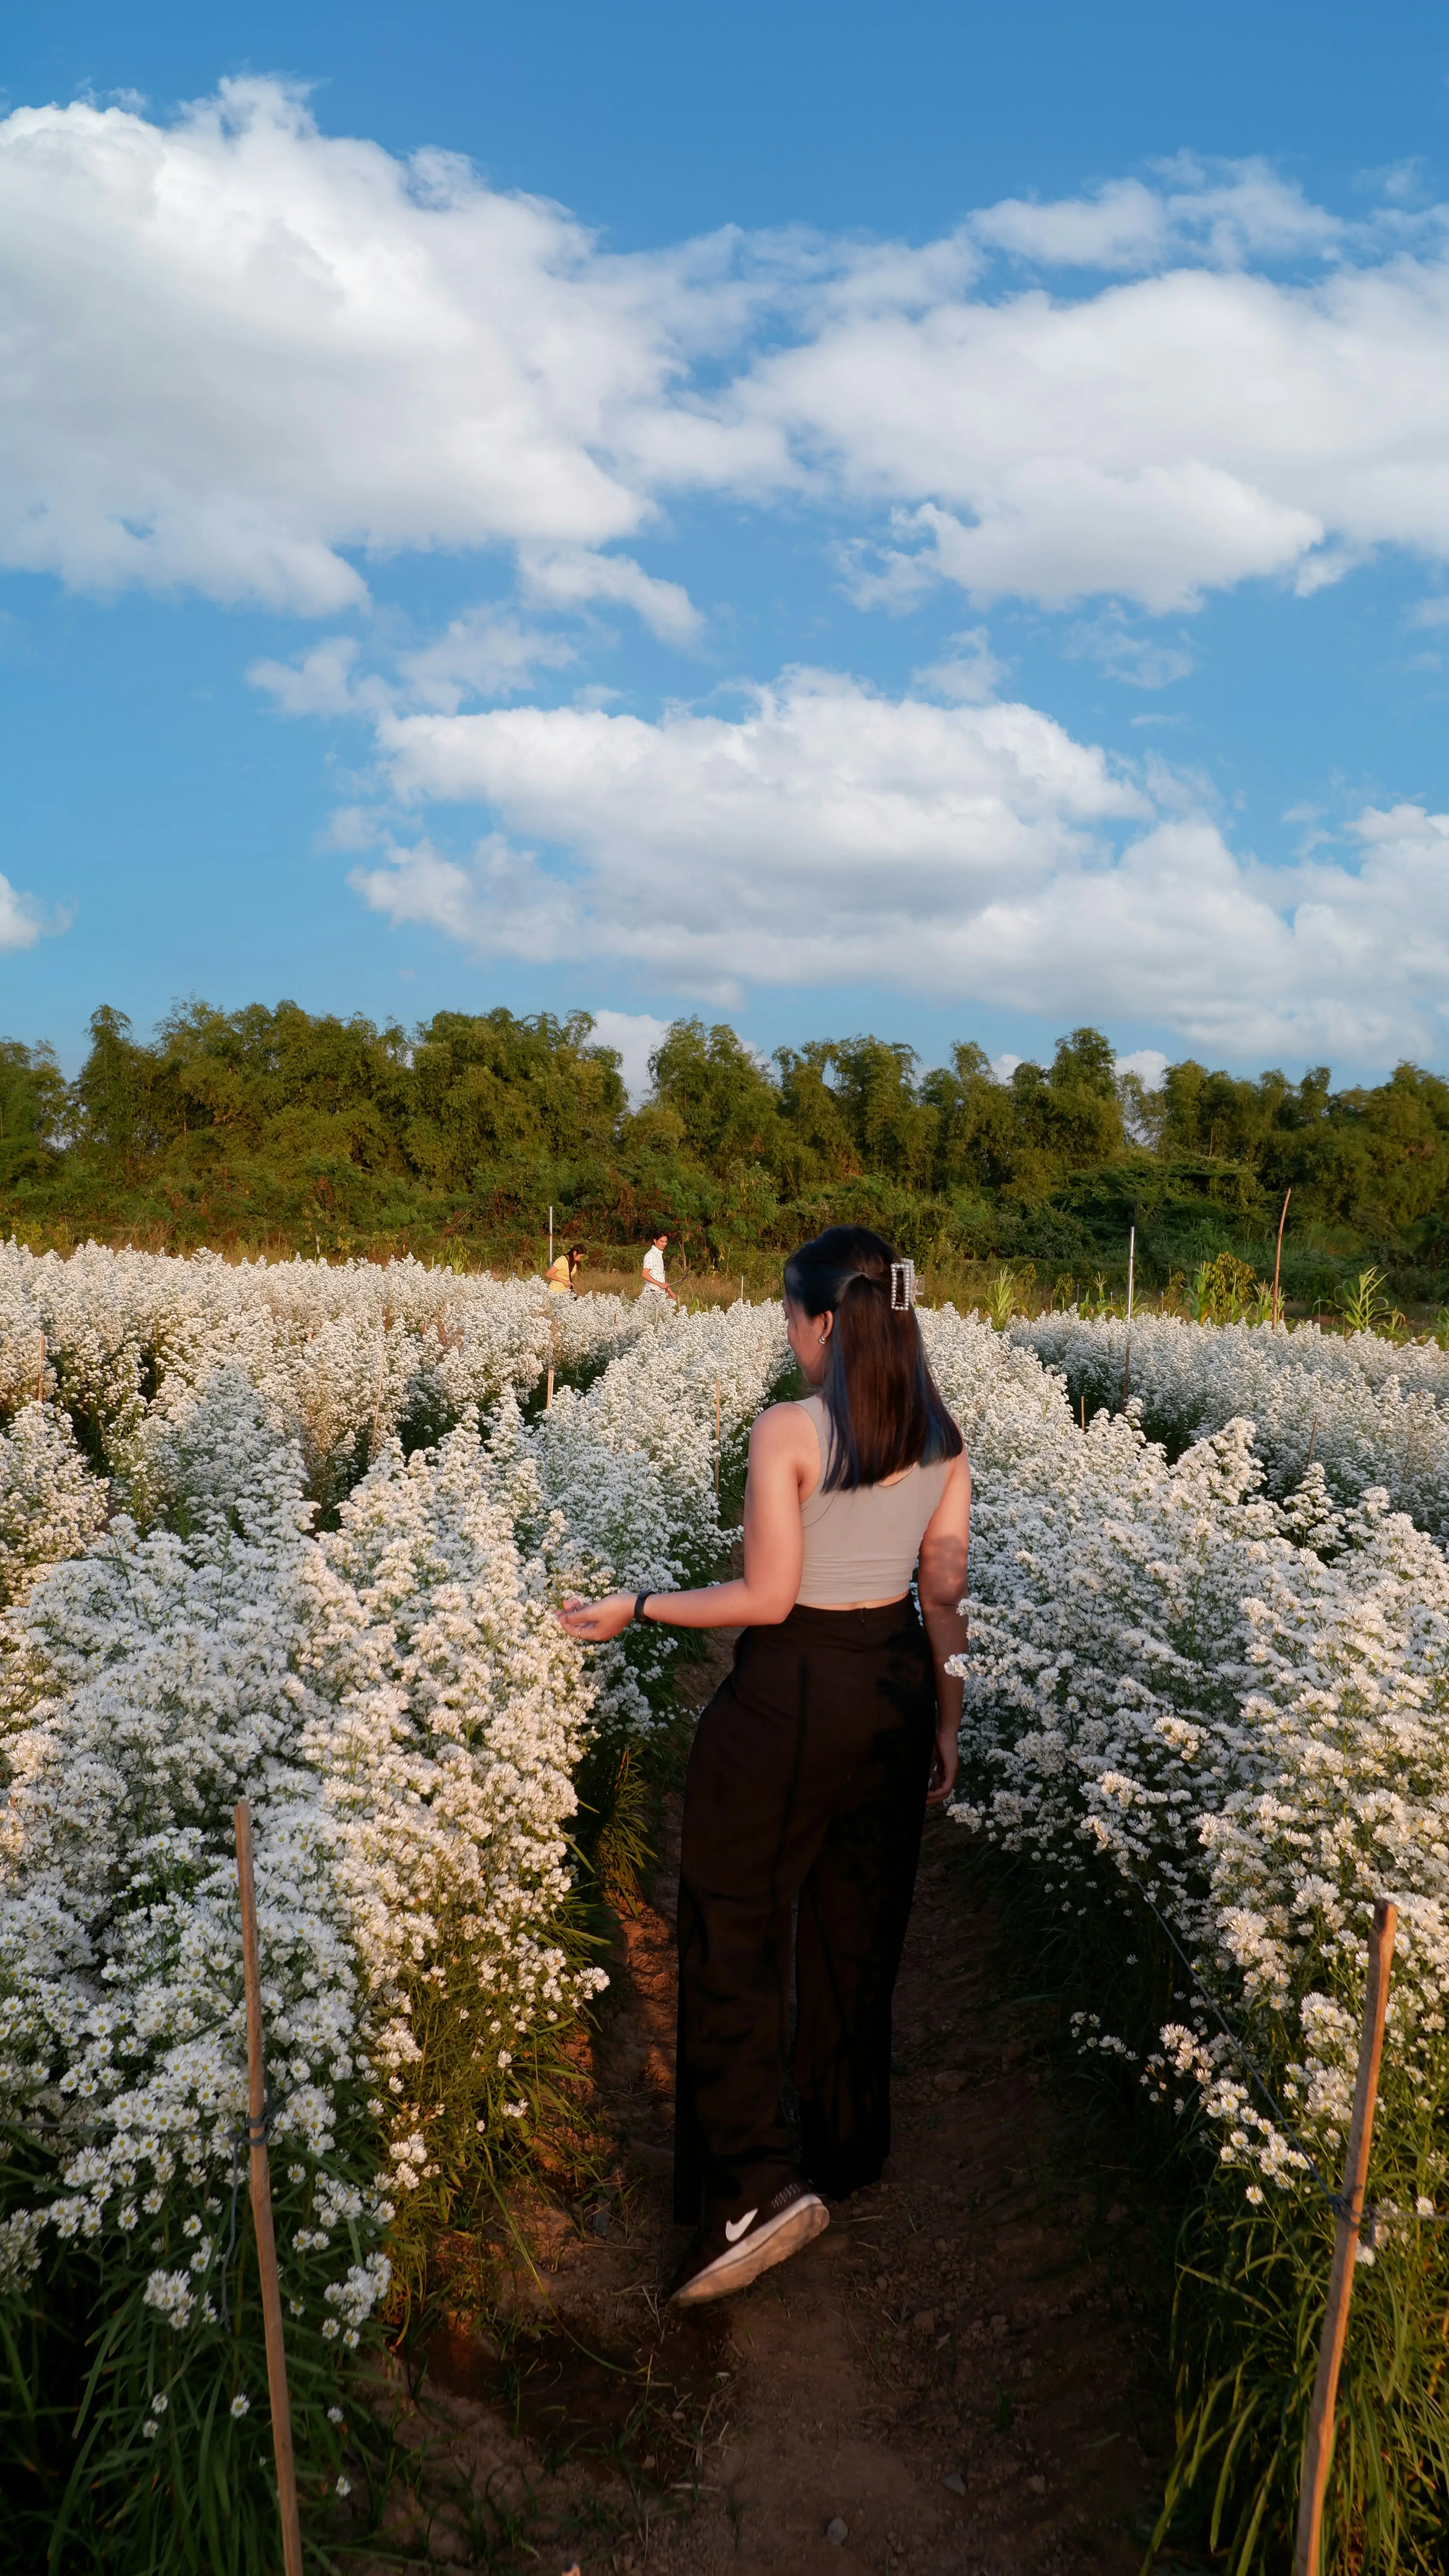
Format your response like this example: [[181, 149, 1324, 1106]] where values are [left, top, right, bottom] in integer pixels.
[[230, 2392, 250, 2418]]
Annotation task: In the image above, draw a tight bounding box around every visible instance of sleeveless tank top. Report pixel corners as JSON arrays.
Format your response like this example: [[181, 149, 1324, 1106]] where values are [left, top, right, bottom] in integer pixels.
[[795, 1392, 953, 1609]]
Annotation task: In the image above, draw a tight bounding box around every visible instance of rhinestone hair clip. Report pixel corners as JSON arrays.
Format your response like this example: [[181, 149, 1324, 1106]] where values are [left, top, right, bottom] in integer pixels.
[[890, 1259, 916, 1311]]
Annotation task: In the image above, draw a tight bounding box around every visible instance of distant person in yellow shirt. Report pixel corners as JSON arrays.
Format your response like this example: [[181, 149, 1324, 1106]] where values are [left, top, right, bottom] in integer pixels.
[[547, 1244, 586, 1293], [641, 1230, 676, 1304]]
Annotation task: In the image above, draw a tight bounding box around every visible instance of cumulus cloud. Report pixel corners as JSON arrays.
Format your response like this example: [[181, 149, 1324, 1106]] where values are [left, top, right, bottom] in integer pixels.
[[518, 548, 701, 643], [0, 872, 49, 951], [912, 627, 1007, 702], [587, 1009, 673, 1104], [967, 158, 1344, 273], [248, 609, 577, 720], [0, 80, 720, 612], [10, 82, 1449, 625], [340, 668, 1449, 1059], [1115, 1048, 1170, 1088]]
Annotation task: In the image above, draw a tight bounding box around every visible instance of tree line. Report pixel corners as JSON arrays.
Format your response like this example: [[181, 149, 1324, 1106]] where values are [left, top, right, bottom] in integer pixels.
[[1, 999, 1446, 1301]]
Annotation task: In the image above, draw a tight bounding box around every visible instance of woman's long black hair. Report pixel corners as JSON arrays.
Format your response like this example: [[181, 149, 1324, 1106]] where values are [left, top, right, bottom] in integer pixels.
[[783, 1225, 964, 1492]]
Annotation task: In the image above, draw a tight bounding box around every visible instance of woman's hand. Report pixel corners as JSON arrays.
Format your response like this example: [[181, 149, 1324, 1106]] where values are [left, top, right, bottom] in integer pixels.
[[558, 1591, 637, 1642], [925, 1719, 960, 1808]]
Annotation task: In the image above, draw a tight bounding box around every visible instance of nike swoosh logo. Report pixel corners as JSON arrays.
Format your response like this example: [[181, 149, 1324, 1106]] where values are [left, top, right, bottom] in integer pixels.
[[724, 2209, 758, 2244]]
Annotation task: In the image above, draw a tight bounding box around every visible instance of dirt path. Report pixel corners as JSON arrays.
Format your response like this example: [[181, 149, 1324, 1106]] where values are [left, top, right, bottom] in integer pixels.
[[367, 1669, 1171, 2576]]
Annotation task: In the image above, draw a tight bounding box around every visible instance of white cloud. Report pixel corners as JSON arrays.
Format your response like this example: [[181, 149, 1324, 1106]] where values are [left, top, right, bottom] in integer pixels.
[[518, 548, 701, 644], [587, 1009, 672, 1105], [249, 608, 576, 720], [1066, 608, 1193, 687], [712, 222, 1449, 611], [1115, 1048, 1169, 1088], [0, 81, 715, 612], [0, 872, 48, 951], [967, 160, 1343, 273], [12, 85, 1449, 626], [340, 667, 1449, 1060], [394, 611, 576, 712], [248, 636, 373, 717], [912, 626, 1006, 702]]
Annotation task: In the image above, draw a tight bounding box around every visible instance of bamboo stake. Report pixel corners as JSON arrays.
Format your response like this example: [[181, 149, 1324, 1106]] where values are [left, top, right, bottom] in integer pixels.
[[369, 1340, 386, 1461], [1292, 1895, 1397, 2576], [233, 1801, 304, 2576], [739, 1275, 745, 1308], [1273, 1188, 1292, 1328], [36, 1331, 45, 1405], [714, 1377, 721, 1498]]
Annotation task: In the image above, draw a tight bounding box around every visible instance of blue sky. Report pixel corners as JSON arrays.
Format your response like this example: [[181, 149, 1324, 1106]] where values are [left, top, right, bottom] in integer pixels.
[[5, 1, 1449, 1096]]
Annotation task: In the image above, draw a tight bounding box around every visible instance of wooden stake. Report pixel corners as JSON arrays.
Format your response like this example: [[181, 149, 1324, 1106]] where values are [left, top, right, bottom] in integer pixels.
[[233, 1801, 305, 2576], [739, 1275, 745, 1308], [1292, 1895, 1397, 2576], [714, 1377, 721, 1498], [370, 1340, 386, 1461], [1273, 1188, 1292, 1329], [36, 1331, 45, 1405]]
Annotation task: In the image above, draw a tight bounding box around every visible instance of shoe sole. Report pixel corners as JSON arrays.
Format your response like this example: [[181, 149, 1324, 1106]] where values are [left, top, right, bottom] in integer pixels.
[[672, 2196, 830, 2306]]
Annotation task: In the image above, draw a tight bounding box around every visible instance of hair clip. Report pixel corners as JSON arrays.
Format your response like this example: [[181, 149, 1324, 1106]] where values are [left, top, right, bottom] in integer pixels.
[[890, 1259, 915, 1311]]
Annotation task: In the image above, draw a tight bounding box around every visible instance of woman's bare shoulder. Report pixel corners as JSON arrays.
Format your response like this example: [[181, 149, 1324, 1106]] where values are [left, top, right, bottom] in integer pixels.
[[750, 1398, 817, 1452]]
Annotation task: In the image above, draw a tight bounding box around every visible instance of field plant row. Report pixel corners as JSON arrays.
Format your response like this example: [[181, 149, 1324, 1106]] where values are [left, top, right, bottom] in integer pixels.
[[0, 1245, 785, 2572], [0, 1239, 661, 1515], [1018, 1307, 1449, 1541], [921, 1306, 1449, 2573]]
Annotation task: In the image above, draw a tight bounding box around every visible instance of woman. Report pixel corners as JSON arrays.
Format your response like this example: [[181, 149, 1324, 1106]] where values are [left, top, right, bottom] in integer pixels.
[[558, 1227, 970, 2308], [547, 1243, 587, 1294]]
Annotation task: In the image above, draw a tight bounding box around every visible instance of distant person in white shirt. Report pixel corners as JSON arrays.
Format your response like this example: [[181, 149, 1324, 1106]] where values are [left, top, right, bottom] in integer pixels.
[[641, 1231, 676, 1303]]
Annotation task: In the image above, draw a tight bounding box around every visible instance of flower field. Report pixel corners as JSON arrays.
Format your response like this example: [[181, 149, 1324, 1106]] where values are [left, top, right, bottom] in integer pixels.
[[924, 1304, 1449, 2572], [0, 1244, 785, 2569], [2, 1253, 1446, 2572]]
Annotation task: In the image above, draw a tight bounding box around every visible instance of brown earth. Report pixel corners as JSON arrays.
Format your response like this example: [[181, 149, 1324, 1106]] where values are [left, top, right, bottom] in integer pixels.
[[358, 1649, 1173, 2576]]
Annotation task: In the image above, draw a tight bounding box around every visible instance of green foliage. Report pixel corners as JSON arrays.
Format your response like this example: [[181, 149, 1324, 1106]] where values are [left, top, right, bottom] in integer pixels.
[[0, 2109, 380, 2573], [1189, 1251, 1261, 1324], [1340, 1266, 1402, 1337], [3, 1002, 1448, 1304]]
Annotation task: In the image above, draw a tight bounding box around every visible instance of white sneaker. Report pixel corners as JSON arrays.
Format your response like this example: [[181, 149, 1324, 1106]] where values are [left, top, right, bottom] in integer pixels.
[[669, 2181, 829, 2306]]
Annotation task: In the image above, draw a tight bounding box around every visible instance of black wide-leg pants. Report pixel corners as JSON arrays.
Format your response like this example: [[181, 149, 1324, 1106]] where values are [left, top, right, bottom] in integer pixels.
[[673, 1598, 936, 2227]]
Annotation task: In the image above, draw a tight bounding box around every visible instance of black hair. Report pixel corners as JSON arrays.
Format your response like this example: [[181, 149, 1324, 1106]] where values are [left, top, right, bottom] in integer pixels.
[[568, 1245, 587, 1261], [782, 1224, 963, 1492]]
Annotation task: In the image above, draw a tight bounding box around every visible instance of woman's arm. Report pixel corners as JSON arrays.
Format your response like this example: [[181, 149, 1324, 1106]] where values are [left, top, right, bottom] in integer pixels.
[[916, 1449, 971, 1807], [556, 1404, 812, 1643]]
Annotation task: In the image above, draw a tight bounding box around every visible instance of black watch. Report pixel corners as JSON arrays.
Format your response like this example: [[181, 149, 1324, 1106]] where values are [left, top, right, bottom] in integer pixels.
[[632, 1592, 653, 1625]]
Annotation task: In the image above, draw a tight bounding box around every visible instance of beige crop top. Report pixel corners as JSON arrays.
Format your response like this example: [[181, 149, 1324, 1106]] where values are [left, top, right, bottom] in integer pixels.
[[795, 1392, 953, 1609]]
